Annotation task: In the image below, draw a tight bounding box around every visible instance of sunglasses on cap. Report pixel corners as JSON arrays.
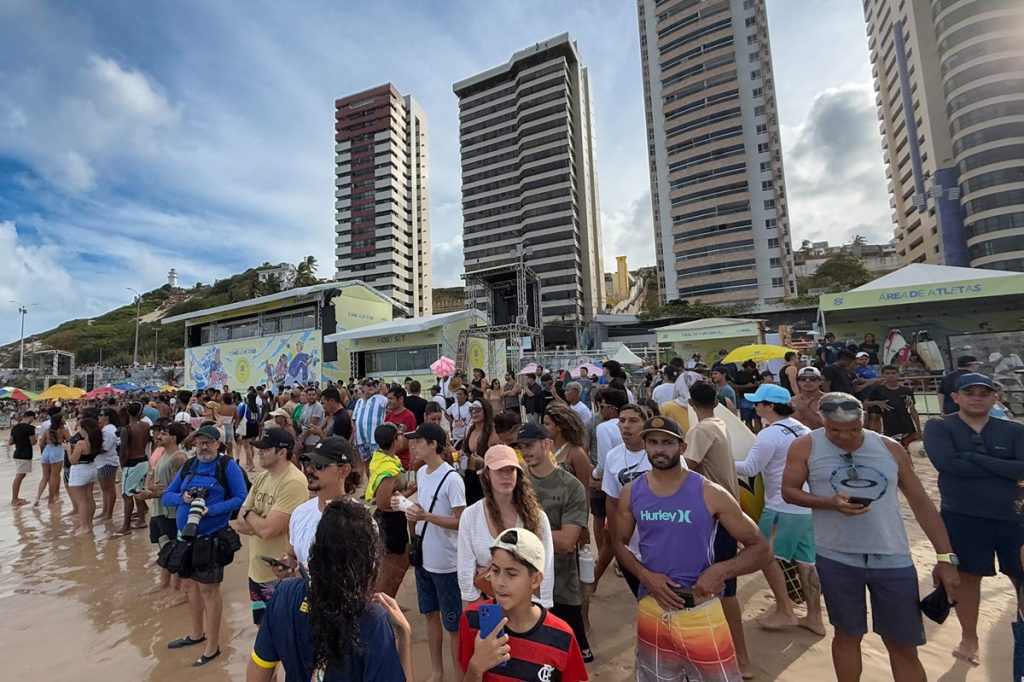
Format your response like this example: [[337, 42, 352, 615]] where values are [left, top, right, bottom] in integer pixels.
[[819, 400, 861, 413]]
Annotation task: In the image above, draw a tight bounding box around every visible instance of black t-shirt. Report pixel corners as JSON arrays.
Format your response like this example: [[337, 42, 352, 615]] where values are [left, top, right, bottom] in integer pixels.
[[939, 370, 969, 414], [325, 408, 353, 440], [822, 364, 855, 394], [10, 423, 35, 460], [859, 342, 880, 365], [868, 384, 917, 437], [404, 395, 428, 425]]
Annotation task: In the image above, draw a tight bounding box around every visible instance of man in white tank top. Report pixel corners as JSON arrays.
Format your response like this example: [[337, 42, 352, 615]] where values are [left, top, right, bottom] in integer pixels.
[[780, 392, 960, 682]]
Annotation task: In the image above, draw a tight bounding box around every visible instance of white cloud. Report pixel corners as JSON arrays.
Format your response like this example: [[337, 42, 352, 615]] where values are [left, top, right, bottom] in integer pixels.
[[431, 234, 465, 288], [0, 220, 78, 327], [600, 192, 656, 274]]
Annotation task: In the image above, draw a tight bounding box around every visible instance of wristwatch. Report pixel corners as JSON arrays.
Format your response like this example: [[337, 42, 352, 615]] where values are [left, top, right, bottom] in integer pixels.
[[936, 553, 959, 566]]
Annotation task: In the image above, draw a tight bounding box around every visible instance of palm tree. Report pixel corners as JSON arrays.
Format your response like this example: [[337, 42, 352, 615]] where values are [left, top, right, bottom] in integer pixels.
[[293, 255, 320, 287], [851, 234, 867, 246]]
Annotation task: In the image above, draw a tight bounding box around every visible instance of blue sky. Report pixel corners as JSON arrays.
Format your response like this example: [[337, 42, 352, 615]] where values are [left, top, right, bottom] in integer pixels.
[[0, 0, 889, 342]]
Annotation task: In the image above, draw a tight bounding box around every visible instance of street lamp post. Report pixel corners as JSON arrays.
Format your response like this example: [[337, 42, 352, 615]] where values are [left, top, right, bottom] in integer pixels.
[[127, 287, 142, 367], [154, 328, 159, 366], [10, 300, 32, 369]]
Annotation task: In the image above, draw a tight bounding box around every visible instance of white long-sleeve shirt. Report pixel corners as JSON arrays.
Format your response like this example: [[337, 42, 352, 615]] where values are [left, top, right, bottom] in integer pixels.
[[457, 500, 554, 607], [735, 417, 811, 515]]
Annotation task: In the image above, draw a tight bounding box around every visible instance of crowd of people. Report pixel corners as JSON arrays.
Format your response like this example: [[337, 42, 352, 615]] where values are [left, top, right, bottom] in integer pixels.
[[3, 351, 1022, 680]]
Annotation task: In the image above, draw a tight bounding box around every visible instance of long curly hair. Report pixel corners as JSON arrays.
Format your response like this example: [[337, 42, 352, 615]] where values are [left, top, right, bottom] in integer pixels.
[[78, 417, 103, 455], [307, 500, 383, 673], [480, 467, 543, 535], [543, 404, 585, 448]]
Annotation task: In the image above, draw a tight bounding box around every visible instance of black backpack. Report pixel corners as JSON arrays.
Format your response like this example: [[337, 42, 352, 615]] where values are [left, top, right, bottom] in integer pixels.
[[177, 454, 252, 520]]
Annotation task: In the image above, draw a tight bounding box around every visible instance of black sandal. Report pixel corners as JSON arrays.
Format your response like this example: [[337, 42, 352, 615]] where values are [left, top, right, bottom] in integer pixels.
[[193, 649, 221, 667], [167, 635, 206, 649]]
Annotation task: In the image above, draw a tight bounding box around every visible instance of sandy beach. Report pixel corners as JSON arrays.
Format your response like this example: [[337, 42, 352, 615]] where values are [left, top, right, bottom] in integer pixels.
[[0, 433, 1014, 681]]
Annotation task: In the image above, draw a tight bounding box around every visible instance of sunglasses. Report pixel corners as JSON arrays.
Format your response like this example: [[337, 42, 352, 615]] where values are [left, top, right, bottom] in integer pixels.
[[820, 400, 861, 413], [798, 376, 820, 382], [840, 452, 859, 481], [304, 460, 339, 471]]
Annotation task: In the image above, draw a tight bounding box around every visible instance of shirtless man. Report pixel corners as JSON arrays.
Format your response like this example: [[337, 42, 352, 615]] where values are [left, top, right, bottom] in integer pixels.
[[791, 367, 825, 430], [115, 402, 154, 536]]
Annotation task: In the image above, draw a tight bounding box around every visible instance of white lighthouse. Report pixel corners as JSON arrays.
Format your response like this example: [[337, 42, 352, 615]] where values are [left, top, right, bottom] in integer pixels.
[[168, 268, 179, 289]]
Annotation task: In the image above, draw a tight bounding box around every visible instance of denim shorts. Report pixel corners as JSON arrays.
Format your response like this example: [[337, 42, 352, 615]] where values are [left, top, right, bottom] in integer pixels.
[[414, 568, 462, 632], [41, 444, 65, 465]]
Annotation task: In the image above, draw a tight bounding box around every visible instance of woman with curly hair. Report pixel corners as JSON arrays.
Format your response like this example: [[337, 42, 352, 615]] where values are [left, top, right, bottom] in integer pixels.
[[457, 444, 554, 607], [247, 500, 413, 681], [542, 404, 594, 491]]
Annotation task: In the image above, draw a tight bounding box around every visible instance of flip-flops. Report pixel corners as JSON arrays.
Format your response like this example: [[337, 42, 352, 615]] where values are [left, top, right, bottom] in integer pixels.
[[193, 649, 221, 667], [167, 634, 206, 649]]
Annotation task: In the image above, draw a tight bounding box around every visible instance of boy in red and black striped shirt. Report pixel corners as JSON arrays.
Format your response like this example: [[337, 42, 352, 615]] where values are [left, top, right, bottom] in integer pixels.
[[458, 527, 588, 682]]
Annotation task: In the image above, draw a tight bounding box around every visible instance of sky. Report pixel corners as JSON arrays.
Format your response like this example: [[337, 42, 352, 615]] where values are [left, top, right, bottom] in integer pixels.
[[0, 0, 890, 343]]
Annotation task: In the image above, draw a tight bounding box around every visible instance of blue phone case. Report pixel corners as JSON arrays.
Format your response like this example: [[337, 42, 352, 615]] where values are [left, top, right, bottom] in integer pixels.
[[478, 603, 506, 667]]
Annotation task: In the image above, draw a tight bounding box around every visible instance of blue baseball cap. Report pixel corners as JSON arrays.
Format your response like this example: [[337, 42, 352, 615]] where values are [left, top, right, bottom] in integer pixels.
[[954, 372, 996, 391], [744, 384, 793, 405]]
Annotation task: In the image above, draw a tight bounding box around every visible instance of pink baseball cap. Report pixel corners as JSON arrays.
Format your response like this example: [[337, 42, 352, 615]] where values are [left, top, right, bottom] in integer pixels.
[[484, 444, 522, 471]]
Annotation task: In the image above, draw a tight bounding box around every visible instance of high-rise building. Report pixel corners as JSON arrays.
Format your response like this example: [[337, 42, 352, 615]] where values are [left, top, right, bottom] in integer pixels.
[[334, 83, 431, 315], [863, 0, 1024, 270], [637, 0, 797, 306], [453, 33, 604, 330]]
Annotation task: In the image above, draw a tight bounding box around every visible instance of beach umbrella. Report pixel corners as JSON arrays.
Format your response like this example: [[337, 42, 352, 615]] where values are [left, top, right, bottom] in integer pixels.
[[158, 384, 177, 392], [0, 388, 32, 401], [38, 384, 84, 401], [722, 344, 796, 365], [519, 362, 539, 375], [141, 385, 160, 392], [84, 384, 123, 400], [430, 356, 456, 378], [569, 363, 602, 378], [112, 381, 141, 392]]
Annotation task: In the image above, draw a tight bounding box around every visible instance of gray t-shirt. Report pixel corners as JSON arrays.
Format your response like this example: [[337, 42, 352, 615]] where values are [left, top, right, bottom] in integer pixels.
[[299, 401, 326, 446]]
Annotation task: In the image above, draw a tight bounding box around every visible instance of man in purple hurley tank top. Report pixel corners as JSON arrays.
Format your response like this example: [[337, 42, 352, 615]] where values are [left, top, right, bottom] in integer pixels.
[[613, 416, 770, 682]]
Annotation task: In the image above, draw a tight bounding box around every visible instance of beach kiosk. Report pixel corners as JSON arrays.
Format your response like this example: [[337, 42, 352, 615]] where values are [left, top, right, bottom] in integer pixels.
[[654, 317, 766, 364]]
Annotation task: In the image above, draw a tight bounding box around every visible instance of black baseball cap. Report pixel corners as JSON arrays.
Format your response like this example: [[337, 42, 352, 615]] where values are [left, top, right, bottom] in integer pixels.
[[957, 355, 980, 368], [954, 372, 996, 391], [640, 416, 685, 441], [515, 422, 549, 445], [252, 427, 295, 451], [405, 422, 447, 447], [305, 437, 354, 466]]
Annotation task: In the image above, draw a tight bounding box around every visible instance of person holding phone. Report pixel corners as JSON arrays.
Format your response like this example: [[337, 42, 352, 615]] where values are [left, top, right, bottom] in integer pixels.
[[614, 416, 771, 682], [781, 392, 960, 682], [458, 527, 588, 682]]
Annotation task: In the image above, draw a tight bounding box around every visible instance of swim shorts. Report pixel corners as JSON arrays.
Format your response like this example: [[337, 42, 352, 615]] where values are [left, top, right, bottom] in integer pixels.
[[758, 508, 816, 564], [636, 595, 741, 682]]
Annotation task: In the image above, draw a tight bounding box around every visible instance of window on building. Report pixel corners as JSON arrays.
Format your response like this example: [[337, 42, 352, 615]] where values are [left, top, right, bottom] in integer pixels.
[[757, 142, 770, 153], [749, 52, 759, 63], [744, 0, 755, 9], [771, 277, 784, 287], [764, 199, 775, 209], [766, 217, 777, 228], [752, 87, 763, 98], [770, 257, 782, 268], [756, 123, 768, 135], [750, 69, 762, 80], [745, 16, 756, 27], [365, 345, 439, 374], [759, 160, 771, 172], [768, 238, 780, 248], [761, 179, 773, 191], [747, 34, 758, 45], [264, 306, 317, 334], [754, 105, 766, 116]]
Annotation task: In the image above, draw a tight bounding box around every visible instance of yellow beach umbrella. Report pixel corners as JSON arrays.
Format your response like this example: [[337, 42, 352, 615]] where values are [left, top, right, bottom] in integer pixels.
[[38, 384, 85, 401], [159, 384, 178, 392], [722, 344, 797, 365]]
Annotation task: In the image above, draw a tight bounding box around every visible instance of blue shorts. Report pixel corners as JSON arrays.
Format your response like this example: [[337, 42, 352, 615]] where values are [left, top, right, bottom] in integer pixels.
[[713, 524, 738, 598], [758, 508, 816, 564], [816, 554, 924, 646], [942, 509, 1024, 585], [415, 568, 462, 632], [41, 444, 64, 465]]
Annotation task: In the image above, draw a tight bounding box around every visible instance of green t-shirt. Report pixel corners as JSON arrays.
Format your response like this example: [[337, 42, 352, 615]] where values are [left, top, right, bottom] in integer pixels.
[[528, 467, 589, 606]]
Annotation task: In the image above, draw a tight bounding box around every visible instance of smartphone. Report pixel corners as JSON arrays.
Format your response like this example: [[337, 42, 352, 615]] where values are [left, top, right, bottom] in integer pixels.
[[260, 555, 291, 570], [847, 496, 873, 506], [671, 589, 696, 608], [478, 603, 507, 667]]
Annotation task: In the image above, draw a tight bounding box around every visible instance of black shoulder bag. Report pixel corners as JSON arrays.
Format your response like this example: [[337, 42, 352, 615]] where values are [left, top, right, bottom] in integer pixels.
[[409, 467, 456, 568]]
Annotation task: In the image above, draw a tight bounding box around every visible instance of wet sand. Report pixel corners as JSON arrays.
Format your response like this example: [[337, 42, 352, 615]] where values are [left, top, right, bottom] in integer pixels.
[[0, 434, 1014, 680]]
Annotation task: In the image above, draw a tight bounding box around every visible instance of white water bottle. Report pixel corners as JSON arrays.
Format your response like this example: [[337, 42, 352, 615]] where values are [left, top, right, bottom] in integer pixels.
[[578, 546, 595, 584]]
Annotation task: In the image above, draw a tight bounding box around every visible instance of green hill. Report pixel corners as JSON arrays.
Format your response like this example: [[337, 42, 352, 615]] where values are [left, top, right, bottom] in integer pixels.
[[0, 257, 323, 367]]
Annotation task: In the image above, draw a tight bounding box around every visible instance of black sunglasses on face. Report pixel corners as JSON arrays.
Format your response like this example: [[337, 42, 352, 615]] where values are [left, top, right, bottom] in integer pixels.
[[820, 401, 861, 413], [798, 376, 820, 382]]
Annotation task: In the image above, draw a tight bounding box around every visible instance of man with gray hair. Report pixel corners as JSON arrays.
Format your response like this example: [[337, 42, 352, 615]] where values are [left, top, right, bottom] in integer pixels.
[[781, 392, 960, 682], [564, 381, 592, 423]]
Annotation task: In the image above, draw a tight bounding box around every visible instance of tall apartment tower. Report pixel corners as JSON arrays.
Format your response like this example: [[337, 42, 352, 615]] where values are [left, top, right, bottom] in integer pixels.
[[453, 34, 605, 329], [334, 84, 432, 315], [637, 0, 797, 306], [863, 0, 1024, 270]]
